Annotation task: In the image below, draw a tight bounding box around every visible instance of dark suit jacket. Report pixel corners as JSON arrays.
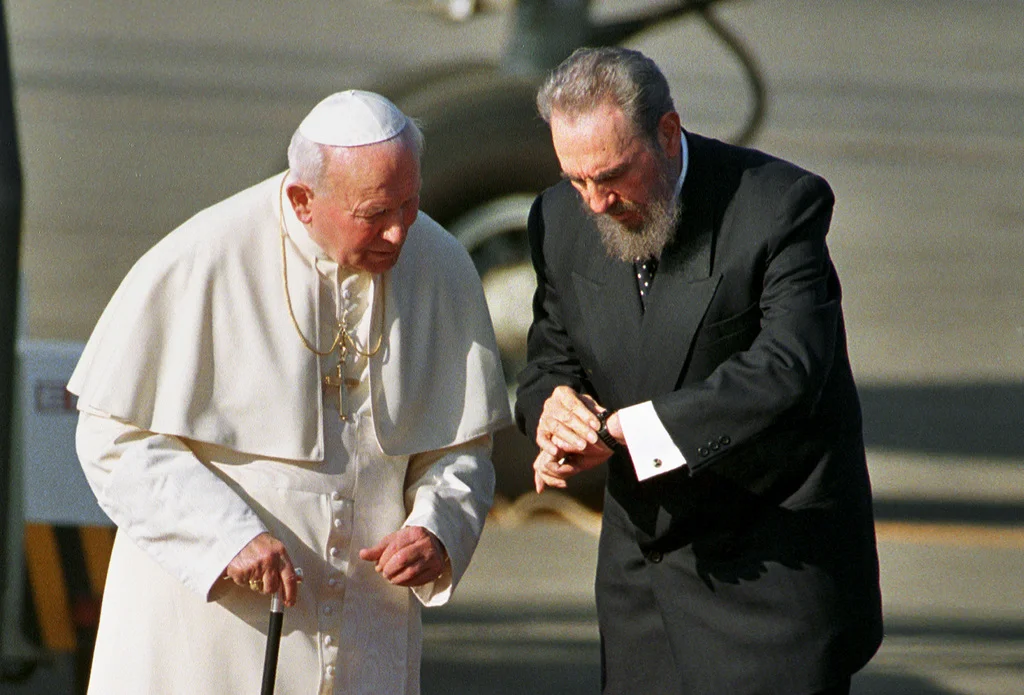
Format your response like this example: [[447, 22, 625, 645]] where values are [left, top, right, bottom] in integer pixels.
[[515, 132, 883, 694]]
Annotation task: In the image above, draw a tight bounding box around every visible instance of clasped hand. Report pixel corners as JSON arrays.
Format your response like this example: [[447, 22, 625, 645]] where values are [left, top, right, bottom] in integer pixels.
[[359, 526, 447, 588], [533, 385, 620, 493]]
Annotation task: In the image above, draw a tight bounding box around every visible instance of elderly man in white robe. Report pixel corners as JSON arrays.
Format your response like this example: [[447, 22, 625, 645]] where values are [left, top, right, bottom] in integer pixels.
[[69, 90, 511, 695]]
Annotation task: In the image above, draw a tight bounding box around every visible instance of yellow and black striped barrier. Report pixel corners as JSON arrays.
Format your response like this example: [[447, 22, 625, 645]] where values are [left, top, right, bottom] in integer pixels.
[[21, 524, 113, 657]]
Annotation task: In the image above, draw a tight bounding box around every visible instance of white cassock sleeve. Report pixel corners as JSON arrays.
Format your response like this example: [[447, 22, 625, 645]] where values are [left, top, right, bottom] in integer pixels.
[[402, 434, 495, 607], [75, 408, 269, 599]]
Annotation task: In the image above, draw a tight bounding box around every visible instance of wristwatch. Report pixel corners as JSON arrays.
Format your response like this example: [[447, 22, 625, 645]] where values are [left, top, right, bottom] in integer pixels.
[[596, 410, 621, 451]]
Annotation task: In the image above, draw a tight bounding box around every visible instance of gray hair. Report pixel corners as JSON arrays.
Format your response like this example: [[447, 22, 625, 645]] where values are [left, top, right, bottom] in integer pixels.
[[536, 47, 675, 144], [286, 119, 425, 190]]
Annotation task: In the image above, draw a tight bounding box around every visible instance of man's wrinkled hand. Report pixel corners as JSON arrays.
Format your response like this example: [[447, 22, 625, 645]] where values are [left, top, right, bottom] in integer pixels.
[[359, 526, 447, 587], [536, 386, 602, 458], [224, 532, 301, 607], [533, 446, 609, 493]]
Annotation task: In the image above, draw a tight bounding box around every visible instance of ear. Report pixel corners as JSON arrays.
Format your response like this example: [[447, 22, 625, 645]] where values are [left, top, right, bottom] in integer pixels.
[[656, 111, 682, 157], [286, 182, 314, 224]]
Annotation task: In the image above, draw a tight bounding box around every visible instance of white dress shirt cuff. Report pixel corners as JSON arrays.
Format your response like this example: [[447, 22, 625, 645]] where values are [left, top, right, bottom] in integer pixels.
[[618, 402, 687, 481]]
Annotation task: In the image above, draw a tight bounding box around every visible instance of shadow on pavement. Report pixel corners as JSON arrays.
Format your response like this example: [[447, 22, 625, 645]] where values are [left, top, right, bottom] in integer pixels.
[[422, 661, 600, 695], [852, 672, 957, 695], [422, 639, 965, 695], [872, 498, 1023, 526], [492, 381, 1024, 515], [421, 605, 599, 695], [420, 607, 1024, 695], [860, 382, 1024, 458]]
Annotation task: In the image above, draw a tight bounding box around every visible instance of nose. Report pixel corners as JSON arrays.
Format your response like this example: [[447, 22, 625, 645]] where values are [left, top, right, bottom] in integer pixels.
[[380, 212, 411, 245], [381, 221, 402, 244], [582, 180, 615, 215]]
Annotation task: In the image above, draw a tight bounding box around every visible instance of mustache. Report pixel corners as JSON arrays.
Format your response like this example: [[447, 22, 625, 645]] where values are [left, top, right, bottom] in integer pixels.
[[590, 193, 680, 263], [606, 199, 639, 218]]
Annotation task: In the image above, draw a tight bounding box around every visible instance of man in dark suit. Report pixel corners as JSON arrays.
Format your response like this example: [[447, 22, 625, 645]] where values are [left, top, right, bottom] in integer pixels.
[[514, 47, 883, 695]]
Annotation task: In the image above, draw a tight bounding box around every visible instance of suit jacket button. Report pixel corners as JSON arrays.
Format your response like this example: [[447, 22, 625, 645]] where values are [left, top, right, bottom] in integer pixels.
[[698, 447, 709, 457], [710, 441, 720, 451], [646, 551, 663, 564], [720, 435, 731, 445]]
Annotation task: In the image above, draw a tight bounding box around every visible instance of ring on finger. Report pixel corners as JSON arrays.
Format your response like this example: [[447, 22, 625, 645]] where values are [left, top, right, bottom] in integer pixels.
[[249, 578, 262, 592]]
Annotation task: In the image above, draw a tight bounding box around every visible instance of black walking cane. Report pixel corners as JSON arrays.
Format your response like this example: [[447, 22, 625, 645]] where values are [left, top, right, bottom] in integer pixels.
[[261, 567, 301, 695], [260, 591, 285, 695]]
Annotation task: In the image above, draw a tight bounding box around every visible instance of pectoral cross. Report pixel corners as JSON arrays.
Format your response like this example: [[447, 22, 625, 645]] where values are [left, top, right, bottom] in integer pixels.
[[322, 344, 359, 421]]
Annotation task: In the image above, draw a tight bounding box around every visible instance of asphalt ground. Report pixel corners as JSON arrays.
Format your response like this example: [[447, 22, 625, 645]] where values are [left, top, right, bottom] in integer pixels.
[[3, 0, 1023, 693]]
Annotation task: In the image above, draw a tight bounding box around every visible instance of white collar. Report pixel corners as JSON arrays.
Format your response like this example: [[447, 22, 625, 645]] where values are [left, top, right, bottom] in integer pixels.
[[674, 132, 690, 200]]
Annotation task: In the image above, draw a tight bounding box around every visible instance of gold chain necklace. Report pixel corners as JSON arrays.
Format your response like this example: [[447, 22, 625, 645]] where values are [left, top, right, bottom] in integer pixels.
[[278, 173, 385, 358]]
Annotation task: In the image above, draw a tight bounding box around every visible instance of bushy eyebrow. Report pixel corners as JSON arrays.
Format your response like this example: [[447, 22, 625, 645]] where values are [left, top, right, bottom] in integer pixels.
[[354, 205, 389, 217], [353, 191, 418, 218], [559, 161, 630, 185], [592, 163, 630, 182]]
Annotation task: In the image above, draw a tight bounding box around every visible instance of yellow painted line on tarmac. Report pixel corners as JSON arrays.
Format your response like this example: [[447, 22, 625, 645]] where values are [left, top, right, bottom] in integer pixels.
[[23, 523, 76, 651], [494, 493, 1024, 549], [876, 521, 1024, 549], [492, 491, 603, 537], [79, 525, 116, 596]]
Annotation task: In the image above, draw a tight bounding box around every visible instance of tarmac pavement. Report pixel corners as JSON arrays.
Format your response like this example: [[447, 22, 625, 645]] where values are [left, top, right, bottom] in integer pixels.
[[3, 0, 1023, 693], [419, 509, 1024, 695]]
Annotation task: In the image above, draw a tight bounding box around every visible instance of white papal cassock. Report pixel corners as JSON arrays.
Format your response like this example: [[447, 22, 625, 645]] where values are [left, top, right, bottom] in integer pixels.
[[69, 172, 512, 694]]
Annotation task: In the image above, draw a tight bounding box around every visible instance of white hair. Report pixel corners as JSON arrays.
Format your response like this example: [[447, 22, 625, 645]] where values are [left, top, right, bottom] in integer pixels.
[[286, 120, 425, 191]]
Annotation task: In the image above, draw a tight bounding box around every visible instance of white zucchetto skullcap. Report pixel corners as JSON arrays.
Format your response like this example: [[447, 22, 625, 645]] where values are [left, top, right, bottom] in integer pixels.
[[297, 90, 409, 147]]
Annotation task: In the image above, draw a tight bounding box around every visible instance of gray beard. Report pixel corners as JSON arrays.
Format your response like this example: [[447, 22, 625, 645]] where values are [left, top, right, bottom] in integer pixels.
[[592, 191, 680, 263]]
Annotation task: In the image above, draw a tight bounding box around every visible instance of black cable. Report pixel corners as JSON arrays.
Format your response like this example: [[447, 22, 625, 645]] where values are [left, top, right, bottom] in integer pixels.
[[695, 4, 767, 145], [587, 0, 768, 146]]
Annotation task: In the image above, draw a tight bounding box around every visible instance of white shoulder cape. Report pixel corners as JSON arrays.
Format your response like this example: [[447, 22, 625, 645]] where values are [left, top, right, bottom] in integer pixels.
[[68, 173, 512, 460]]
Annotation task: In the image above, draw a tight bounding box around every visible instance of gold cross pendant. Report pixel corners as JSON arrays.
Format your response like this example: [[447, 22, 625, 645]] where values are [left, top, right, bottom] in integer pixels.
[[322, 346, 361, 421], [322, 363, 348, 421]]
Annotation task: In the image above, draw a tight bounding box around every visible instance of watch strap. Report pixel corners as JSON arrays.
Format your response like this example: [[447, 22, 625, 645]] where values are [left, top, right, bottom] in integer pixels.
[[596, 410, 620, 450]]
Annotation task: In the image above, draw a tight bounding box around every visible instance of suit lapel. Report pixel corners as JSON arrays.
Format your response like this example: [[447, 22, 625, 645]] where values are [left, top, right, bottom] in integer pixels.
[[562, 133, 724, 405], [637, 140, 722, 400], [571, 226, 642, 407]]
